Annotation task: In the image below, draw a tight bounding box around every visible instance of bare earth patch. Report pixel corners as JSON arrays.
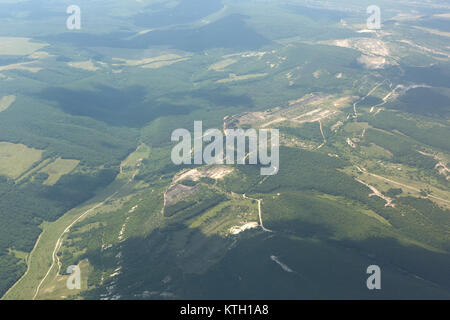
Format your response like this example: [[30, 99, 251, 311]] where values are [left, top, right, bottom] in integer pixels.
[[328, 38, 393, 69], [39, 158, 80, 186], [173, 166, 234, 184], [227, 93, 346, 131], [67, 60, 100, 71], [163, 166, 234, 213], [229, 222, 258, 235]]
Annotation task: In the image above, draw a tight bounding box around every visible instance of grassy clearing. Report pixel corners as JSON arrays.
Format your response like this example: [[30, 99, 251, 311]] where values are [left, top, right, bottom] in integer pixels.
[[0, 61, 42, 73], [121, 143, 151, 171], [67, 61, 100, 72], [0, 37, 47, 55], [208, 58, 237, 71], [345, 165, 450, 209], [8, 249, 28, 262], [40, 158, 80, 186], [113, 54, 188, 69], [360, 143, 393, 159], [0, 95, 15, 112], [15, 158, 53, 184], [343, 121, 370, 135], [0, 142, 43, 179], [142, 58, 189, 69], [187, 199, 258, 236], [217, 73, 268, 83], [113, 54, 182, 65], [38, 260, 92, 300]]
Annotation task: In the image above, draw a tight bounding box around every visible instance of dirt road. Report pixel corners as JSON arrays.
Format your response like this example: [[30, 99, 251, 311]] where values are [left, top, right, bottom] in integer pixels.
[[357, 167, 450, 206]]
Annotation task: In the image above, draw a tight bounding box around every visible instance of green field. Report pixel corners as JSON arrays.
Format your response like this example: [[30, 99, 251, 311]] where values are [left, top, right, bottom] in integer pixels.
[[39, 158, 80, 186], [0, 142, 43, 179]]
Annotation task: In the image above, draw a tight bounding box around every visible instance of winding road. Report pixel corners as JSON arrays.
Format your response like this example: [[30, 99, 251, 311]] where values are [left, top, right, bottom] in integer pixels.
[[243, 194, 273, 232], [31, 170, 138, 300]]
